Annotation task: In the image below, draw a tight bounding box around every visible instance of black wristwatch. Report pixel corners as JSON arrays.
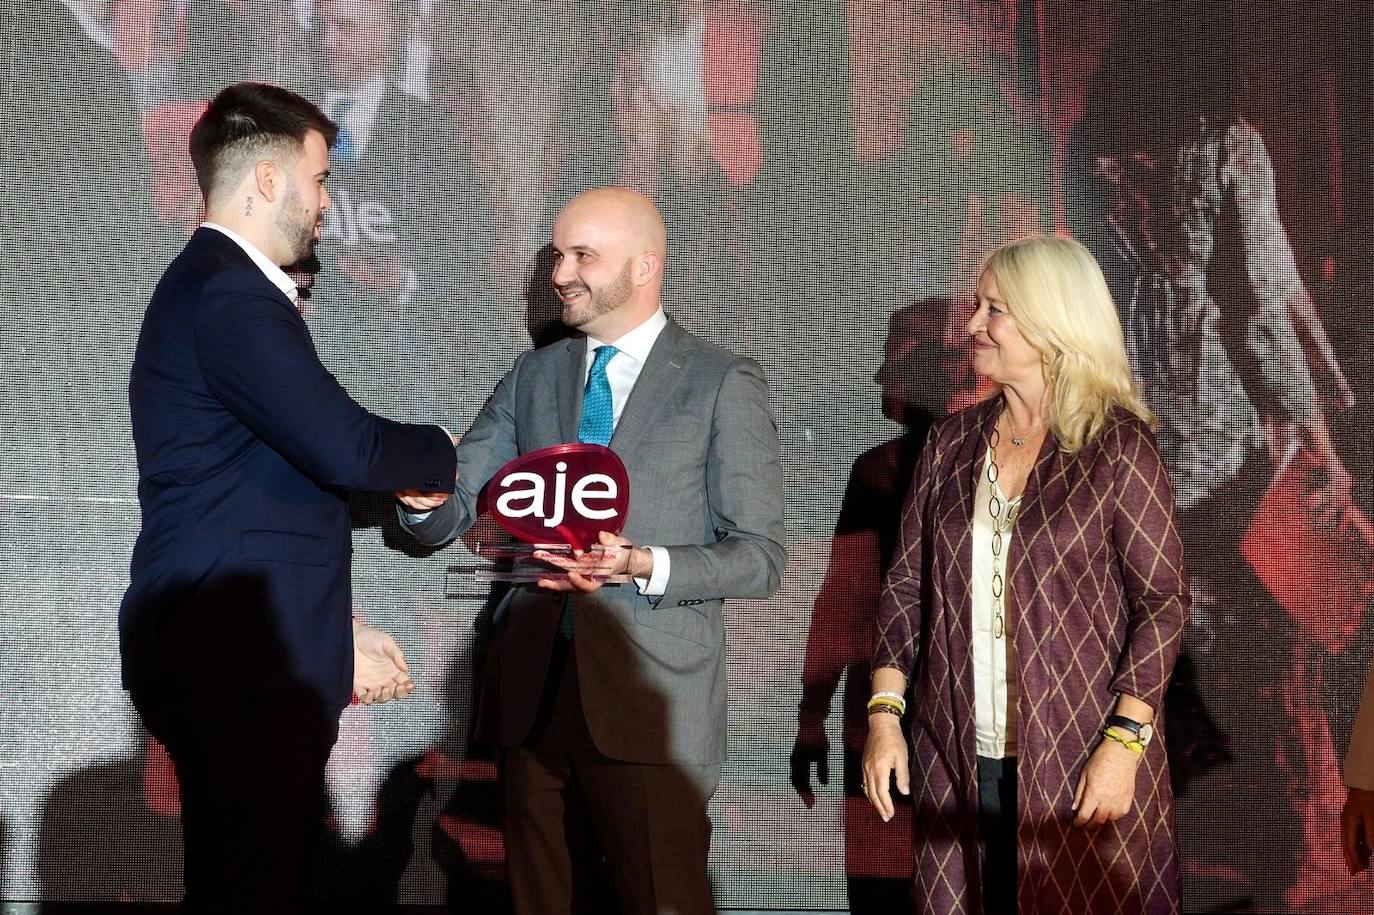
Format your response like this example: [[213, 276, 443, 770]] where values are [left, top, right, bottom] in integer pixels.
[[1105, 714, 1154, 748]]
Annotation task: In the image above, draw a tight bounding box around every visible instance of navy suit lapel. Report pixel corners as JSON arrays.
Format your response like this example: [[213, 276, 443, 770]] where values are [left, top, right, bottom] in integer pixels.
[[557, 336, 588, 444], [610, 320, 690, 455]]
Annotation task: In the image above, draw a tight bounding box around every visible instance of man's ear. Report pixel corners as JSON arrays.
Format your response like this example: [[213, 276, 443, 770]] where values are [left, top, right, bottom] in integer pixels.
[[254, 159, 282, 203], [634, 251, 662, 286]]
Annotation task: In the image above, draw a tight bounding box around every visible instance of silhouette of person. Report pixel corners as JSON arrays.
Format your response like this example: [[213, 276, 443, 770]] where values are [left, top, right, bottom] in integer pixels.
[[792, 300, 958, 911]]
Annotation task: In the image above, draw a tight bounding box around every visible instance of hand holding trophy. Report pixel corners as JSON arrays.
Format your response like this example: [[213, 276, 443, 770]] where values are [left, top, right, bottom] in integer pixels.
[[447, 443, 635, 596]]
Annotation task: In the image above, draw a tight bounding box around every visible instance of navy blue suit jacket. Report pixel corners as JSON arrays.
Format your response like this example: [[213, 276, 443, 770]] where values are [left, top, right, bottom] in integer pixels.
[[120, 228, 456, 708]]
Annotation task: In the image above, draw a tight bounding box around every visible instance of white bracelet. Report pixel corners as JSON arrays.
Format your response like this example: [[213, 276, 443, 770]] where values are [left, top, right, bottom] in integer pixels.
[[870, 690, 907, 713]]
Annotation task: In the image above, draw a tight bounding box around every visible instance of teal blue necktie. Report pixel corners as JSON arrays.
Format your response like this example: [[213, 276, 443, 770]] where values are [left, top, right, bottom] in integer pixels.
[[332, 99, 358, 163], [577, 345, 618, 447], [561, 344, 619, 637]]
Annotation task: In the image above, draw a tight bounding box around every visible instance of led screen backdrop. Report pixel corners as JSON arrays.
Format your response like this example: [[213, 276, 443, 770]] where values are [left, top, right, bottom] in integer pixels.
[[2, 0, 1373, 911]]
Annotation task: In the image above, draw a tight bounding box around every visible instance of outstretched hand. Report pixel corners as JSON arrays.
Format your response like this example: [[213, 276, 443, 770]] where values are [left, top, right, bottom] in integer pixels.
[[353, 620, 415, 705]]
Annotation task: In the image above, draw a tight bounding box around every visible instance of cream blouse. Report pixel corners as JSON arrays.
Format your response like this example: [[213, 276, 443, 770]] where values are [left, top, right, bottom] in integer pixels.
[[971, 448, 1021, 758]]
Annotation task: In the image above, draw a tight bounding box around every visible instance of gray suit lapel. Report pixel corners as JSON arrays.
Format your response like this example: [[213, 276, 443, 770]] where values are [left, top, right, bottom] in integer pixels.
[[610, 320, 691, 455], [556, 336, 587, 444]]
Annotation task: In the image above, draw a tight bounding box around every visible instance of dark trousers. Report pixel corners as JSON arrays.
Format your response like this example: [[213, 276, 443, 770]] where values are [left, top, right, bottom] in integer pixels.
[[977, 755, 1017, 915], [500, 638, 720, 915], [131, 690, 340, 914]]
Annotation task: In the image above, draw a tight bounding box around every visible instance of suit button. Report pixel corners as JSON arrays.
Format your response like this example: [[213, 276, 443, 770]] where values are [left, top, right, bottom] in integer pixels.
[[424, 478, 440, 488]]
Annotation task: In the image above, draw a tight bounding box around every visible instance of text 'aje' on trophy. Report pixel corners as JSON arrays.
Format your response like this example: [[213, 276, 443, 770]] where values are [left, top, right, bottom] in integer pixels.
[[446, 443, 633, 597]]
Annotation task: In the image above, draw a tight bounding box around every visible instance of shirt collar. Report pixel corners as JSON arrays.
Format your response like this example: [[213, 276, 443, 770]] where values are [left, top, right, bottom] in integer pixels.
[[201, 223, 298, 305], [324, 75, 387, 126], [587, 308, 669, 366]]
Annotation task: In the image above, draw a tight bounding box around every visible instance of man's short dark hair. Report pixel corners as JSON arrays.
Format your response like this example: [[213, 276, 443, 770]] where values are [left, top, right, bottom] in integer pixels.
[[189, 82, 339, 202]]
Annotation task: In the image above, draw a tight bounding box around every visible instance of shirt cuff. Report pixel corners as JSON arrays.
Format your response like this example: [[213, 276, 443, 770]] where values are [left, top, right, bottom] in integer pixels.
[[634, 546, 670, 596]]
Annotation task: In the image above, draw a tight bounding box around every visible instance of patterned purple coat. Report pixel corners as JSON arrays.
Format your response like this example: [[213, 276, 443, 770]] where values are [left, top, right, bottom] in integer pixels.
[[874, 397, 1188, 914]]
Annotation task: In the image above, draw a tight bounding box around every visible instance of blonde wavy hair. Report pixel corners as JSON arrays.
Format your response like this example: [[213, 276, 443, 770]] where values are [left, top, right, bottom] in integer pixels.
[[982, 235, 1154, 453]]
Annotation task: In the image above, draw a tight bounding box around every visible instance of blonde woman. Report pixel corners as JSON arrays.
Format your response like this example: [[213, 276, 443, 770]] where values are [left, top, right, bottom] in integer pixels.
[[862, 236, 1189, 914]]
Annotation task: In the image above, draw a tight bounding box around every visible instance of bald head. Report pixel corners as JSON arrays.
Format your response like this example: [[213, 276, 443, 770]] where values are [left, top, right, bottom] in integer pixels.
[[550, 187, 668, 341], [558, 187, 668, 257]]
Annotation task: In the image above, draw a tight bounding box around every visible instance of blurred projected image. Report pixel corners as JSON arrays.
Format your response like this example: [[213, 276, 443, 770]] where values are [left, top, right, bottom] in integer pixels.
[[2, 0, 1373, 911]]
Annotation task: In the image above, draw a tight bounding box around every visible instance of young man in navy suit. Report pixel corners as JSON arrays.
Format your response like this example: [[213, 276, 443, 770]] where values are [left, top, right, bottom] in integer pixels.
[[120, 82, 457, 912]]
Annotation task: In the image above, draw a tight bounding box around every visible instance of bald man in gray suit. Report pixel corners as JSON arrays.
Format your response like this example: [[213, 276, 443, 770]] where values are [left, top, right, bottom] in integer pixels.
[[398, 187, 786, 914]]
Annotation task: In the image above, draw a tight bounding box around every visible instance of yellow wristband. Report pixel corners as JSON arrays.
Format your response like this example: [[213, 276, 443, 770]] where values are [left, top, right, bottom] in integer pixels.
[[867, 696, 905, 717], [1101, 726, 1144, 754]]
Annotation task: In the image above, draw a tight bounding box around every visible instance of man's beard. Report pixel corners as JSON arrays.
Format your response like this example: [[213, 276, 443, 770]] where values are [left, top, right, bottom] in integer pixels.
[[276, 180, 319, 263], [562, 260, 633, 328]]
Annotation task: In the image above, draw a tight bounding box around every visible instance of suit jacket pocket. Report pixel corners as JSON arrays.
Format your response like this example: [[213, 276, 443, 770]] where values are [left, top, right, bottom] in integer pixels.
[[241, 530, 333, 567], [633, 597, 718, 647]]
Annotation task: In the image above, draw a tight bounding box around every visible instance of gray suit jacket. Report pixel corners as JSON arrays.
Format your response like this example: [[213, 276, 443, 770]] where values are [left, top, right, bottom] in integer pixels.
[[403, 319, 786, 765], [1346, 661, 1374, 791]]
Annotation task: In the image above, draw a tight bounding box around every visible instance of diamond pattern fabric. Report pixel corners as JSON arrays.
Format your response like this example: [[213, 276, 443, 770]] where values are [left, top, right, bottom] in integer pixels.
[[873, 397, 1189, 914]]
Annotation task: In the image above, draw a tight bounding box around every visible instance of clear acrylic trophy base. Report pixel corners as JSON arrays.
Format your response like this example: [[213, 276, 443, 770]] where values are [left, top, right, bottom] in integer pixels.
[[444, 542, 633, 599]]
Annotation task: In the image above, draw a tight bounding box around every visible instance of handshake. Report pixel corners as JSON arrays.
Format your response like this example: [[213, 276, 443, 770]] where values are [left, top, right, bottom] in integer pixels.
[[394, 489, 450, 513], [391, 429, 461, 513]]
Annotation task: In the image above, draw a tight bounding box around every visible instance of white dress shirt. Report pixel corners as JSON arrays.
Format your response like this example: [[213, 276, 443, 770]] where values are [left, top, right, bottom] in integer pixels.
[[971, 448, 1020, 758], [202, 223, 298, 305], [586, 308, 671, 595], [584, 308, 667, 427]]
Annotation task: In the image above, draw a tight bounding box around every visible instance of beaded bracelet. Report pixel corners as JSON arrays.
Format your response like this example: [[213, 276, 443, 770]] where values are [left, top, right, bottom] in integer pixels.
[[867, 696, 905, 717], [869, 691, 907, 715]]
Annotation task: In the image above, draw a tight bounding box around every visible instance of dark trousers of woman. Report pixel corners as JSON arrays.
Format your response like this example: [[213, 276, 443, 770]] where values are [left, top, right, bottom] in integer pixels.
[[978, 755, 1018, 915]]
